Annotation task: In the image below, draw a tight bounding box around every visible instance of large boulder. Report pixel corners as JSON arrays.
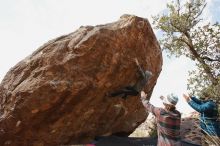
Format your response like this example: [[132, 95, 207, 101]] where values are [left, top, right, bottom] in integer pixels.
[[0, 14, 162, 146]]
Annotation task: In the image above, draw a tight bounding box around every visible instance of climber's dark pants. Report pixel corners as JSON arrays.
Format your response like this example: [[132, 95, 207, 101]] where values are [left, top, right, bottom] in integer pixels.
[[110, 86, 139, 99]]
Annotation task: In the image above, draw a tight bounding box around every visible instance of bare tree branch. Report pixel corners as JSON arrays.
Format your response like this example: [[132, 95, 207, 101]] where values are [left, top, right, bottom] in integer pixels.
[[193, 3, 207, 20], [201, 56, 220, 62]]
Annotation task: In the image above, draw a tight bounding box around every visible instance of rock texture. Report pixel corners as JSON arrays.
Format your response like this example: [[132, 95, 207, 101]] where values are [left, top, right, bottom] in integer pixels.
[[0, 14, 162, 146]]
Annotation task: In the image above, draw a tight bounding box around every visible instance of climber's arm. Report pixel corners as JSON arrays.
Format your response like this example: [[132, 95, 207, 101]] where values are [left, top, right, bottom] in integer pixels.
[[135, 58, 145, 78]]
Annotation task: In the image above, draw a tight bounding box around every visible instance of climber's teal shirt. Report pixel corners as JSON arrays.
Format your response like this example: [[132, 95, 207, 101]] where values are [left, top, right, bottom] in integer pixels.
[[188, 96, 220, 136]]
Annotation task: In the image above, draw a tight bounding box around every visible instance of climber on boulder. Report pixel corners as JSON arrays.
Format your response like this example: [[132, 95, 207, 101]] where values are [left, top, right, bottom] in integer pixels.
[[108, 58, 152, 99]]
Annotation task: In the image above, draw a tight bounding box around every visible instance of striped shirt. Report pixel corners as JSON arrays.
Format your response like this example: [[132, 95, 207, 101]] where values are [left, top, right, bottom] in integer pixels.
[[143, 102, 181, 146]]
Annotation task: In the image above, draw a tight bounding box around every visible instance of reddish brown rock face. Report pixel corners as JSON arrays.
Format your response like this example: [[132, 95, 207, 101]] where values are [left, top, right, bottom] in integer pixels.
[[0, 14, 162, 146]]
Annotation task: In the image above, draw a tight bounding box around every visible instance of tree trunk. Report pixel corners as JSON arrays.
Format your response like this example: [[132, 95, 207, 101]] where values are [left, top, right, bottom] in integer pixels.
[[185, 32, 218, 85]]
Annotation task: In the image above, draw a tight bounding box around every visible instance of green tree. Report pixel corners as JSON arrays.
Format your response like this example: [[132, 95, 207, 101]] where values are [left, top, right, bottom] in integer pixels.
[[152, 0, 220, 100]]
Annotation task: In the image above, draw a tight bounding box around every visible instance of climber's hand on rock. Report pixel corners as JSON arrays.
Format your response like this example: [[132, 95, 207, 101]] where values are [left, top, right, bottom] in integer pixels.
[[134, 58, 139, 66]]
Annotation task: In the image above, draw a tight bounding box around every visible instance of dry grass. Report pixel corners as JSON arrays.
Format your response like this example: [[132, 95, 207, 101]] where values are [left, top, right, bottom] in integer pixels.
[[196, 119, 220, 146]]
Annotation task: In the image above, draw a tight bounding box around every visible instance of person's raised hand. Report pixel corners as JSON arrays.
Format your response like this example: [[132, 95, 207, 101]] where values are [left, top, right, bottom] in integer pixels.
[[141, 91, 147, 100], [160, 95, 165, 100], [183, 93, 190, 102], [140, 91, 149, 105]]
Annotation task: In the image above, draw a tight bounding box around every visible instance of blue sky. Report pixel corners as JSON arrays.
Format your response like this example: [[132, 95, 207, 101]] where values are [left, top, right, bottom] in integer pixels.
[[0, 0, 219, 113], [207, 0, 220, 21]]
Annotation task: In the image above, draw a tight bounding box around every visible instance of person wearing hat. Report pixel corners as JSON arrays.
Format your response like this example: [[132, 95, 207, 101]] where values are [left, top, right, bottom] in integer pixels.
[[140, 91, 181, 146], [183, 93, 220, 145]]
